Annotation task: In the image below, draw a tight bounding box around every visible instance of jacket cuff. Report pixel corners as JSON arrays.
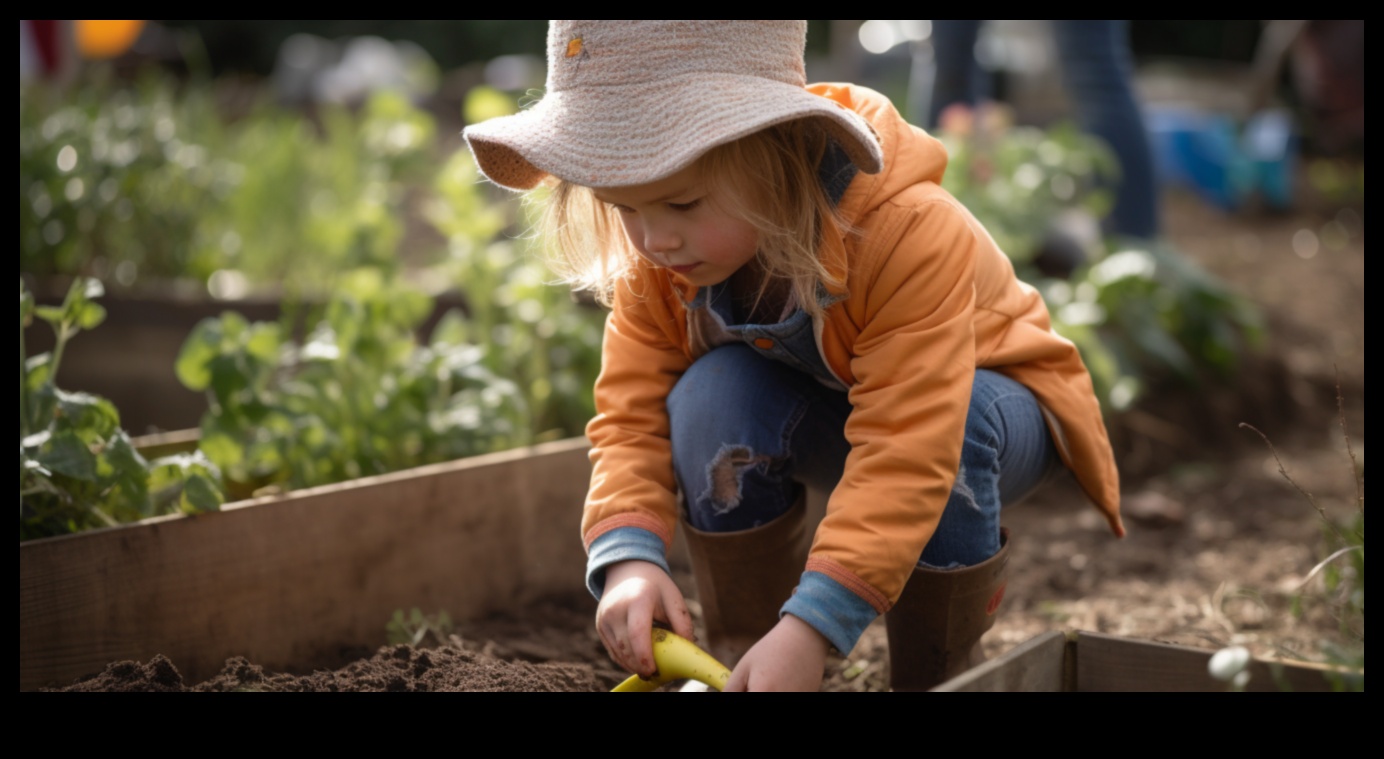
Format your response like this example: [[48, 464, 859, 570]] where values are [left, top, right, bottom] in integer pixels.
[[585, 526, 671, 599], [780, 570, 880, 655]]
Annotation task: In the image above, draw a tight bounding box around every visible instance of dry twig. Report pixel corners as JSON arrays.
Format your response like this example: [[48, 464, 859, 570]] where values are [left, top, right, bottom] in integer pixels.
[[1333, 366, 1364, 517], [1238, 422, 1349, 544]]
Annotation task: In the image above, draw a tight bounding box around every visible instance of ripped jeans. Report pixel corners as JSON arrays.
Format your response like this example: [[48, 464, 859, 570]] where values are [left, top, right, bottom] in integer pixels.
[[667, 343, 1058, 568]]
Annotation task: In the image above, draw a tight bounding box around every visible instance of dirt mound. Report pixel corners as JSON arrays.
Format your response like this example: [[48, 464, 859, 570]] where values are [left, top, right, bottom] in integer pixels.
[[56, 643, 615, 693], [50, 599, 622, 692]]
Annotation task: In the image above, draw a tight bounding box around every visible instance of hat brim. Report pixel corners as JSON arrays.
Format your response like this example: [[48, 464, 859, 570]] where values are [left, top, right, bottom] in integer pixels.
[[463, 73, 883, 191]]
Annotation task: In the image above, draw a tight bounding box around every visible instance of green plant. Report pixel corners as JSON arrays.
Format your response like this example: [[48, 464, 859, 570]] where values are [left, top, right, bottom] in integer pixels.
[[176, 269, 527, 496], [1237, 382, 1364, 691], [20, 69, 436, 292], [935, 105, 1263, 411], [1317, 508, 1365, 690], [21, 278, 222, 540], [938, 106, 1118, 271], [386, 608, 455, 647], [1041, 240, 1264, 411], [425, 152, 604, 442]]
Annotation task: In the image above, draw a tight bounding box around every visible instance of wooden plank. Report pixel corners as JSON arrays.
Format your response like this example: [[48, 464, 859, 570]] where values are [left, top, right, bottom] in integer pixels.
[[25, 285, 471, 432], [20, 437, 593, 691], [1073, 631, 1347, 692], [933, 630, 1070, 692], [130, 428, 201, 458]]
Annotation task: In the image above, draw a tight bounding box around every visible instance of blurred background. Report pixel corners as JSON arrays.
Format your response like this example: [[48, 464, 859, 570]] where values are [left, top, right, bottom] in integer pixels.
[[20, 20, 1364, 538]]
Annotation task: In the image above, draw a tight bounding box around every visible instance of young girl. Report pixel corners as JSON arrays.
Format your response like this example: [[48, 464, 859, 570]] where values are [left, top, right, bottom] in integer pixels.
[[464, 20, 1124, 691]]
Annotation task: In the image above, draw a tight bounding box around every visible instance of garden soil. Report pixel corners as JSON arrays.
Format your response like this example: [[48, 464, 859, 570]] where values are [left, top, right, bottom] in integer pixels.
[[54, 185, 1364, 692]]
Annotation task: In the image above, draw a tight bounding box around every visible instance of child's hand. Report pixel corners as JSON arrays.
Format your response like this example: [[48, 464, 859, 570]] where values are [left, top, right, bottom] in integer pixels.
[[723, 614, 830, 692], [596, 560, 695, 678]]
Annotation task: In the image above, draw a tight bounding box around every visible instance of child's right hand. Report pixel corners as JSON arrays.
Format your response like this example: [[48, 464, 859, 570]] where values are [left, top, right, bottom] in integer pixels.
[[596, 559, 696, 678]]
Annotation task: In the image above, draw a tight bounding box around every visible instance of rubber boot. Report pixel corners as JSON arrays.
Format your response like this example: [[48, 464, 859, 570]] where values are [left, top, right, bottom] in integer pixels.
[[682, 487, 809, 669], [886, 528, 1011, 691]]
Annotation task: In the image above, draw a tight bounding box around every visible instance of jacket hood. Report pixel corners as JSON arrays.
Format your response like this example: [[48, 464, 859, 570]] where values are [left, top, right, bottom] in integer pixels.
[[811, 83, 949, 217], [808, 83, 950, 296]]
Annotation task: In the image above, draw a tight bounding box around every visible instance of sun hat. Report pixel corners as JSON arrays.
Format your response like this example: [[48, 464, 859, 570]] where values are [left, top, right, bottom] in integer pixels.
[[463, 20, 884, 191]]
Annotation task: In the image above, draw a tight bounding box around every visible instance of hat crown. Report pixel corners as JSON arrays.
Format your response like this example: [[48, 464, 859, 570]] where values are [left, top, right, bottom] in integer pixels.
[[545, 20, 807, 92]]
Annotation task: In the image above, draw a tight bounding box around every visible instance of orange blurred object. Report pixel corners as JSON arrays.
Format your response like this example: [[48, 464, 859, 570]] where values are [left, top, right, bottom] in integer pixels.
[[75, 20, 145, 59]]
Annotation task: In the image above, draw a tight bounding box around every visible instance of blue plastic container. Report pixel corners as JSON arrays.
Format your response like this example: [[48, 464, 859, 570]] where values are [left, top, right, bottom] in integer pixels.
[[1241, 108, 1297, 210], [1145, 104, 1295, 211]]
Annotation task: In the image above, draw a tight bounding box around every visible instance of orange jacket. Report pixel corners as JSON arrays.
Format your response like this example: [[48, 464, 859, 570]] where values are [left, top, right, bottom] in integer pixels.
[[581, 83, 1123, 615]]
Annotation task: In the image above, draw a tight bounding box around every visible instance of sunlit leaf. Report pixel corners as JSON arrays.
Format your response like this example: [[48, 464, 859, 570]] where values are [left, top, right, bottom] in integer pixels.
[[245, 322, 282, 364], [74, 301, 106, 330], [37, 430, 98, 481], [181, 473, 224, 513], [54, 389, 120, 438], [103, 430, 151, 513], [197, 424, 244, 470], [77, 277, 104, 301], [33, 305, 65, 327], [176, 317, 223, 390]]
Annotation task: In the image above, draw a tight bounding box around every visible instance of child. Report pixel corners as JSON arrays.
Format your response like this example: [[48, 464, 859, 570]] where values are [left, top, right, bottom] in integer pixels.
[[464, 20, 1124, 691]]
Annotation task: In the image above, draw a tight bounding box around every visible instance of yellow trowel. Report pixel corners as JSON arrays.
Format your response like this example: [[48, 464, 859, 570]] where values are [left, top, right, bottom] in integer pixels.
[[611, 629, 731, 692]]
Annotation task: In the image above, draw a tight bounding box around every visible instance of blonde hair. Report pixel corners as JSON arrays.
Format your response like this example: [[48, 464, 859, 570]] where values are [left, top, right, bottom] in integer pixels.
[[539, 120, 848, 318]]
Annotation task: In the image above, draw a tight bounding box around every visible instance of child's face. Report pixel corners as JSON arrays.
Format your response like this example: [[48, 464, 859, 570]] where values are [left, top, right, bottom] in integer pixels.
[[593, 162, 758, 287]]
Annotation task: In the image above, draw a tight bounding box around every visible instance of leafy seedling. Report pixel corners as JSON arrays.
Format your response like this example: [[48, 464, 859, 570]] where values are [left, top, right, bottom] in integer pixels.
[[387, 608, 454, 648]]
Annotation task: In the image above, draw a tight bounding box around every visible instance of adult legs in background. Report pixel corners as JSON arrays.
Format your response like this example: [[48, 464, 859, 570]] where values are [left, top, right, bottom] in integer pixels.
[[1052, 20, 1161, 239], [911, 20, 1161, 241], [909, 19, 986, 129]]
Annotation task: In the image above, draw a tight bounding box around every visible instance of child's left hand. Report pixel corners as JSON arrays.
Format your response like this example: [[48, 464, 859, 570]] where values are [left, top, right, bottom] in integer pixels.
[[723, 614, 830, 692]]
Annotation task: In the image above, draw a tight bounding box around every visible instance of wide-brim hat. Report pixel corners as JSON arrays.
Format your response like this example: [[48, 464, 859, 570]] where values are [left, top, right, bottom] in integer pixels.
[[463, 20, 884, 191]]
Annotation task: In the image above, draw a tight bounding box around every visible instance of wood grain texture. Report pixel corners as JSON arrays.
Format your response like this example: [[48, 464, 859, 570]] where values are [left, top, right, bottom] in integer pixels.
[[933, 630, 1069, 692], [20, 438, 592, 691], [935, 630, 1350, 692], [1074, 631, 1344, 692]]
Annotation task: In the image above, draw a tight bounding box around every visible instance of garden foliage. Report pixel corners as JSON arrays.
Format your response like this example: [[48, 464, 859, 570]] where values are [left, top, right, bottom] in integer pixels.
[[425, 152, 605, 443], [20, 278, 222, 540], [20, 70, 435, 291], [936, 106, 1261, 410], [19, 68, 1264, 537], [1318, 509, 1365, 688], [176, 269, 527, 497]]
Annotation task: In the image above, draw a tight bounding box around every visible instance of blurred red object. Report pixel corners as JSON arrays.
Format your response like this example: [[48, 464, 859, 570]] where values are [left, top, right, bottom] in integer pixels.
[[26, 19, 66, 75]]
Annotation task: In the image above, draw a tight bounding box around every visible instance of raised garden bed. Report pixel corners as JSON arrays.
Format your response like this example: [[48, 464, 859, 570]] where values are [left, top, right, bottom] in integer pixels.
[[936, 630, 1357, 692], [23, 431, 1364, 692], [20, 437, 591, 691]]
